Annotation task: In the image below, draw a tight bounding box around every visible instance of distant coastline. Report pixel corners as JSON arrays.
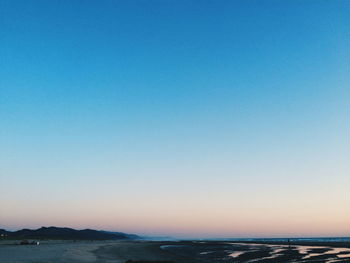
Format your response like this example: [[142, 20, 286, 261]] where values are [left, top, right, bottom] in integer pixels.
[[0, 226, 138, 240]]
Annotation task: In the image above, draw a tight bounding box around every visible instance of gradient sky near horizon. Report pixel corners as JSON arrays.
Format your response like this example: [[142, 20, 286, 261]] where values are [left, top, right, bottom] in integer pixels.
[[1, 0, 350, 238]]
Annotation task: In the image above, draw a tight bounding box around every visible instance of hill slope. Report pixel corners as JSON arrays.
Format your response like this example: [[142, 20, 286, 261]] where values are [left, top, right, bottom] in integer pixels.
[[0, 226, 137, 240]]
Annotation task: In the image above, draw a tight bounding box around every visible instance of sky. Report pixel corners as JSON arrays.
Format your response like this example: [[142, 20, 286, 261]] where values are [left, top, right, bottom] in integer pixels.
[[0, 0, 350, 238]]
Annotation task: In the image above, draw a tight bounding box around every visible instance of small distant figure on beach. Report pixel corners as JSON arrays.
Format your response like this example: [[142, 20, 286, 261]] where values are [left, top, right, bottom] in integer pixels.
[[288, 238, 291, 248]]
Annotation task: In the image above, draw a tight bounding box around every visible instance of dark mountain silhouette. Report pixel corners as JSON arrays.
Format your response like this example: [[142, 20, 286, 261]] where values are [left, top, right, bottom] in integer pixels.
[[0, 226, 138, 240]]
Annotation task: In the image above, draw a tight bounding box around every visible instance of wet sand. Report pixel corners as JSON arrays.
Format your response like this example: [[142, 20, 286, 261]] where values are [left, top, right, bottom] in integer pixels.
[[1, 240, 350, 262], [0, 240, 106, 263], [160, 241, 350, 262], [0, 240, 195, 263], [94, 241, 196, 263]]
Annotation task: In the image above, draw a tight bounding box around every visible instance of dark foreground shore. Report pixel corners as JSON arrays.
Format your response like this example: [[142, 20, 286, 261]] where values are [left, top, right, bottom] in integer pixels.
[[94, 241, 196, 263], [0, 240, 196, 263], [1, 240, 350, 262]]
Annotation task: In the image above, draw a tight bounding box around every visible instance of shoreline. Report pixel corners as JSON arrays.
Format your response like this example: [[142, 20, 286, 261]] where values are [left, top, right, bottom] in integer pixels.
[[93, 241, 197, 263], [2, 239, 350, 262], [228, 240, 350, 248]]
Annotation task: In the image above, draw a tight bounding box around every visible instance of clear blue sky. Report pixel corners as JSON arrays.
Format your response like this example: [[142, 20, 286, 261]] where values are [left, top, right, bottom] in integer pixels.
[[1, 0, 349, 237]]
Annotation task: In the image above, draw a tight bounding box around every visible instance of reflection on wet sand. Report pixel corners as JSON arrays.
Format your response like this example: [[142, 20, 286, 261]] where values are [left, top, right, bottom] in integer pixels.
[[160, 241, 350, 262], [229, 243, 350, 262]]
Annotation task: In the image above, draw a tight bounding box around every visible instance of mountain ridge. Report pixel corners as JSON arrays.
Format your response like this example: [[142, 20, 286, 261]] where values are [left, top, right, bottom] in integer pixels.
[[0, 226, 138, 240]]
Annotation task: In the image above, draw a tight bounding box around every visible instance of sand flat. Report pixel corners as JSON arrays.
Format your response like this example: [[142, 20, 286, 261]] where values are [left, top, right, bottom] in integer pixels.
[[0, 240, 193, 263], [0, 240, 113, 263]]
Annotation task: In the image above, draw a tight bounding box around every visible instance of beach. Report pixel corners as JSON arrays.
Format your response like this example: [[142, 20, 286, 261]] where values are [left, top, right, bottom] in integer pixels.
[[0, 240, 104, 263], [1, 240, 350, 262], [0, 240, 195, 263]]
